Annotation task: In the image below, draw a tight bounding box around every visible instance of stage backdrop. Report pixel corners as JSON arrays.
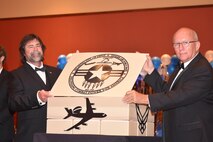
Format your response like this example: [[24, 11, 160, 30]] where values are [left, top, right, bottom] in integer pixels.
[[0, 6, 213, 71]]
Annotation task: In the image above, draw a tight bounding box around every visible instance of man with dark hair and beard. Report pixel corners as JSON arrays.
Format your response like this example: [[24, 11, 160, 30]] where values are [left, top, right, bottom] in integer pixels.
[[8, 34, 61, 142]]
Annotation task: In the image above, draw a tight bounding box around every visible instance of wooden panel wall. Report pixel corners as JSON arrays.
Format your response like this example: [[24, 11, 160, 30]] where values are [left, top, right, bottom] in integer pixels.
[[1, 0, 212, 19], [0, 6, 213, 70]]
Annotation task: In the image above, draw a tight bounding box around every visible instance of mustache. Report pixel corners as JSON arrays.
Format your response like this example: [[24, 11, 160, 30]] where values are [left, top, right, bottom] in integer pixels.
[[31, 51, 42, 56], [30, 51, 44, 61]]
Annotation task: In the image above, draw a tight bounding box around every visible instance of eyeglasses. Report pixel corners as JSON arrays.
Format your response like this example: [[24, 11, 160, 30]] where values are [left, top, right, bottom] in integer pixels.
[[173, 41, 198, 49]]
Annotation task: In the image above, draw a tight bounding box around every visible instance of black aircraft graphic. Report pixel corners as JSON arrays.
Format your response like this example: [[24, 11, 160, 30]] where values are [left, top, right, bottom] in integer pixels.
[[63, 98, 107, 131]]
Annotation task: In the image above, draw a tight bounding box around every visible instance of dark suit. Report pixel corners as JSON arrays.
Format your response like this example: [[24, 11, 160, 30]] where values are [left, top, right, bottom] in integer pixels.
[[144, 53, 213, 142], [0, 69, 14, 142], [8, 63, 61, 142]]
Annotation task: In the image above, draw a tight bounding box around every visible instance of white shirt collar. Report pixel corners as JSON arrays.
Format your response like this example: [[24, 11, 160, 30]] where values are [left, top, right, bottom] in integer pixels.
[[0, 67, 3, 74], [26, 61, 44, 70], [183, 53, 199, 68]]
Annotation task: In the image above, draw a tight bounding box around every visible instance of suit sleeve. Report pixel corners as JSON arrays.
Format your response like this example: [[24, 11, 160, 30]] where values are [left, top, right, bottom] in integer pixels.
[[0, 71, 14, 122], [144, 69, 169, 93], [145, 62, 213, 112]]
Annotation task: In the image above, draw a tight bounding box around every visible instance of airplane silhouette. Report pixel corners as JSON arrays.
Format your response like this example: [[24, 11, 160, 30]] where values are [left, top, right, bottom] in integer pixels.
[[63, 98, 107, 131]]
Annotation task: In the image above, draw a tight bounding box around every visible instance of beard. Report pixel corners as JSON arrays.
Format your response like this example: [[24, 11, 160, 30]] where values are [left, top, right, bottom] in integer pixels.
[[28, 51, 44, 63]]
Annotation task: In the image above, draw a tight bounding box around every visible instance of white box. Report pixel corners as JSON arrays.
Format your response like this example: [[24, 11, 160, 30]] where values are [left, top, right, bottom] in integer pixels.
[[47, 52, 154, 136]]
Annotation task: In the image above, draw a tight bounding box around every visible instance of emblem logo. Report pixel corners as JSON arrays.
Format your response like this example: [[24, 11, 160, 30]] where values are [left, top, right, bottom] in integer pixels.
[[68, 54, 129, 94]]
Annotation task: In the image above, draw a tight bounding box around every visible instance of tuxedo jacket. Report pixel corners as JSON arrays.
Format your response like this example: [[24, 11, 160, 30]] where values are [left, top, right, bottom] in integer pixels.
[[8, 63, 61, 142], [144, 53, 213, 142], [0, 69, 14, 142]]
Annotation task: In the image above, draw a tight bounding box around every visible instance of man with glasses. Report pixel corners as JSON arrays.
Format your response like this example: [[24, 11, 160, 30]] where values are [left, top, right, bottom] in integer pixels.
[[123, 27, 213, 142]]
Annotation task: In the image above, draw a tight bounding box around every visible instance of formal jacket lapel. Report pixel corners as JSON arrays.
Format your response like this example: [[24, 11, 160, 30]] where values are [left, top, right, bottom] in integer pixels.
[[167, 67, 180, 89], [23, 63, 47, 88], [170, 53, 202, 90], [170, 69, 186, 90], [44, 65, 61, 90], [0, 69, 5, 86], [44, 66, 52, 90]]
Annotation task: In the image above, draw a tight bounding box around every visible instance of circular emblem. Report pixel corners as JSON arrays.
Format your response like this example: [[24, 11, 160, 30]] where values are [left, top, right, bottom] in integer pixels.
[[69, 54, 129, 95]]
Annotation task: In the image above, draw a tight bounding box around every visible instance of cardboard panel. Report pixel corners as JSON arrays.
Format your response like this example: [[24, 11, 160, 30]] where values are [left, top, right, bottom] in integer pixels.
[[100, 120, 154, 136], [72, 119, 101, 134], [51, 52, 147, 97], [47, 119, 73, 134], [145, 122, 155, 136], [47, 119, 154, 136], [101, 120, 137, 136], [47, 52, 154, 136], [47, 97, 154, 122]]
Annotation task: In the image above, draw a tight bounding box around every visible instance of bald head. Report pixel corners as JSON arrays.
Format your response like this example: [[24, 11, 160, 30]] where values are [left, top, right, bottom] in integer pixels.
[[173, 27, 199, 42], [172, 27, 200, 63]]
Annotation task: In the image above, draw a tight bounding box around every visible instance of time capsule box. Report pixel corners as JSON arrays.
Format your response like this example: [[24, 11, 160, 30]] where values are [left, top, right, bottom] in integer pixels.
[[47, 52, 154, 136]]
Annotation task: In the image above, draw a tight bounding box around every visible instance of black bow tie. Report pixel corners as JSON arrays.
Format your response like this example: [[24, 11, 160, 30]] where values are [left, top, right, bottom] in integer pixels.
[[35, 67, 46, 72], [179, 63, 184, 69]]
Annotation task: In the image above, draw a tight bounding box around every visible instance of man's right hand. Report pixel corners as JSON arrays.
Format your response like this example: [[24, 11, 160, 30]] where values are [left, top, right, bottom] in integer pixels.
[[141, 55, 155, 77], [38, 90, 53, 102]]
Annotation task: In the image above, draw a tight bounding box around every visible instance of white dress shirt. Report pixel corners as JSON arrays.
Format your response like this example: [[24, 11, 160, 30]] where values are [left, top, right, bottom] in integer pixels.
[[169, 53, 198, 90], [0, 67, 2, 74], [27, 61, 46, 105]]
